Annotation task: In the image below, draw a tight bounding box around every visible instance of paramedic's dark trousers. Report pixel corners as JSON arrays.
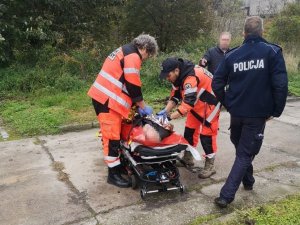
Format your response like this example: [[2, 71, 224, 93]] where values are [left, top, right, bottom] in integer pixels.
[[220, 117, 266, 202]]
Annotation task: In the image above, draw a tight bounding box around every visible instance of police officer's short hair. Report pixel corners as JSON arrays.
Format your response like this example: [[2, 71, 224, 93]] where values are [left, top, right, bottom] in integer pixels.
[[244, 16, 263, 36], [133, 34, 158, 57]]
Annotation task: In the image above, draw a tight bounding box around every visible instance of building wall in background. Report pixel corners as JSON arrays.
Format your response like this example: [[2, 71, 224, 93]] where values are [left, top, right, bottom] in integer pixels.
[[243, 0, 296, 16]]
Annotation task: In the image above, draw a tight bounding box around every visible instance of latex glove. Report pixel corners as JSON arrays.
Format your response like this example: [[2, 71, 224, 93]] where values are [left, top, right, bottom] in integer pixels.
[[156, 109, 167, 119], [138, 105, 153, 116], [157, 109, 167, 116], [156, 109, 169, 123]]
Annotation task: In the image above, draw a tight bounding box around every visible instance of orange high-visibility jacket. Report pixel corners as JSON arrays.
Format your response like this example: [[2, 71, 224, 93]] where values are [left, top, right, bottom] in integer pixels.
[[170, 65, 221, 127], [88, 44, 143, 118]]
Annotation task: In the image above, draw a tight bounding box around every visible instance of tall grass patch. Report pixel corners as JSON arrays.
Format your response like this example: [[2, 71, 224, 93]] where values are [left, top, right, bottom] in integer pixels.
[[225, 195, 300, 225], [190, 194, 300, 225], [285, 53, 300, 96]]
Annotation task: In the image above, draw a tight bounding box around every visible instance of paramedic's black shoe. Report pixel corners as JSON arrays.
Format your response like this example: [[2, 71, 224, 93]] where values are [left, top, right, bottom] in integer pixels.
[[214, 197, 229, 208], [107, 167, 130, 188], [119, 165, 129, 175]]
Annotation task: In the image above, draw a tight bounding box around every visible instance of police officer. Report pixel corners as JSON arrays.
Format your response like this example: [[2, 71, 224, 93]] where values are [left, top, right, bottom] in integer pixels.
[[157, 58, 221, 178], [88, 34, 158, 188], [212, 16, 288, 207]]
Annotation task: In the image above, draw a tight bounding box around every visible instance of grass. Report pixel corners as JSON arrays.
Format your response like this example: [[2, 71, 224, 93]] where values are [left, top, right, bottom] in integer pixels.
[[0, 87, 95, 138], [285, 53, 300, 96], [0, 83, 169, 139], [288, 71, 300, 96], [189, 214, 221, 225], [190, 194, 300, 225], [0, 73, 170, 139]]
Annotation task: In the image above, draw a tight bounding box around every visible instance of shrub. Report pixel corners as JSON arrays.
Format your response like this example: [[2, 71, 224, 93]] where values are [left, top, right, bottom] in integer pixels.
[[54, 74, 85, 92], [267, 3, 300, 53]]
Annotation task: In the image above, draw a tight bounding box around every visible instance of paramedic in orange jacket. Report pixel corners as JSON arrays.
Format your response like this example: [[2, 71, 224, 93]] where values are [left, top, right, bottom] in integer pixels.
[[88, 34, 158, 188], [157, 57, 221, 178]]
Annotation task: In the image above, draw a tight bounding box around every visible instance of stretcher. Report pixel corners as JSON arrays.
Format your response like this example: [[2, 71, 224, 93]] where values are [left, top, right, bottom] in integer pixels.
[[120, 115, 200, 199]]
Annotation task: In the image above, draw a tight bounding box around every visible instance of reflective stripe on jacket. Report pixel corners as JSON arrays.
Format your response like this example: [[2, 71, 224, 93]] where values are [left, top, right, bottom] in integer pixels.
[[88, 44, 143, 118], [171, 66, 220, 126]]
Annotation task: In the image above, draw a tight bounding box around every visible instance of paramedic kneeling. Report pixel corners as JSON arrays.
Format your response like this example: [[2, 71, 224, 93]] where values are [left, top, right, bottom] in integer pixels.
[[212, 16, 288, 208]]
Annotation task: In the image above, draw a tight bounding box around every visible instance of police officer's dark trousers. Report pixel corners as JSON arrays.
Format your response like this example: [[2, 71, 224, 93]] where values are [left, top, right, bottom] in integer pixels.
[[220, 117, 266, 202]]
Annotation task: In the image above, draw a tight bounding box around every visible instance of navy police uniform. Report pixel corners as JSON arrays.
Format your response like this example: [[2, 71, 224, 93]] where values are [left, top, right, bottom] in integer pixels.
[[212, 35, 288, 203]]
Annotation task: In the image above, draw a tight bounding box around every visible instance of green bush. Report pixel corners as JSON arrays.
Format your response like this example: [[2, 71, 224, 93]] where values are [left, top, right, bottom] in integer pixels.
[[0, 47, 101, 97], [288, 71, 300, 96], [54, 74, 85, 92], [0, 37, 13, 67], [267, 3, 300, 53], [0, 66, 56, 94]]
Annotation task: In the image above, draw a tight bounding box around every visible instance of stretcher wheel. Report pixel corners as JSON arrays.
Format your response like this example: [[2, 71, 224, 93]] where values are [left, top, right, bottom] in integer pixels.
[[140, 183, 148, 200], [140, 188, 147, 199], [130, 174, 138, 190], [179, 184, 186, 193]]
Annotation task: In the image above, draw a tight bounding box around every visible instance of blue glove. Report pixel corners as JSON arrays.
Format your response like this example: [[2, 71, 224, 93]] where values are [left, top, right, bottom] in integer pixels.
[[138, 105, 153, 116], [156, 109, 168, 120], [156, 109, 167, 117]]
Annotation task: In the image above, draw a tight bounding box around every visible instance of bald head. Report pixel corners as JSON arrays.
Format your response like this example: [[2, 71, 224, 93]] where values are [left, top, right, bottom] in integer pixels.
[[244, 16, 263, 37]]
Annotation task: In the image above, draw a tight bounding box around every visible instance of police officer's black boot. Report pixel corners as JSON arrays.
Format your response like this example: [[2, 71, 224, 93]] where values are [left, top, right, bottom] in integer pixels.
[[107, 166, 130, 188]]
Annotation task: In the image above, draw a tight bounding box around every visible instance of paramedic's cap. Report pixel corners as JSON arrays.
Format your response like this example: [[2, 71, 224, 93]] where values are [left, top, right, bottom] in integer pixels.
[[159, 57, 180, 79]]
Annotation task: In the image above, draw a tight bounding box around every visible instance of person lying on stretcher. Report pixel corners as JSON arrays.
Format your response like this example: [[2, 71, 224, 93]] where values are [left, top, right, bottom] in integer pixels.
[[121, 114, 201, 161], [140, 115, 174, 143], [121, 114, 174, 144]]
